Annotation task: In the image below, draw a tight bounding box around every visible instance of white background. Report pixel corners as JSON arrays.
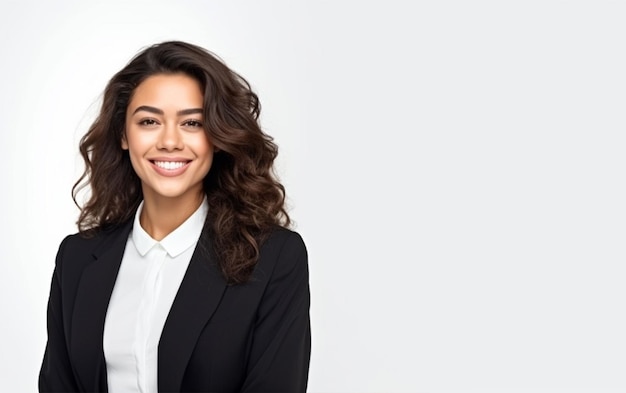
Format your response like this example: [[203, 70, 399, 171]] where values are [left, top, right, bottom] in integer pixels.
[[0, 1, 625, 392]]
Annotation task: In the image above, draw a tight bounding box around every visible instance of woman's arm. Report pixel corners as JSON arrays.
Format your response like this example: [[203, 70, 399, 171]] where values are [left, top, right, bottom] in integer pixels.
[[241, 231, 311, 392], [39, 236, 81, 392]]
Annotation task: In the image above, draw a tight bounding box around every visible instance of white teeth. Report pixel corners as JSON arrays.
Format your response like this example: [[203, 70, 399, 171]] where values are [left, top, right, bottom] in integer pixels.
[[154, 161, 187, 170]]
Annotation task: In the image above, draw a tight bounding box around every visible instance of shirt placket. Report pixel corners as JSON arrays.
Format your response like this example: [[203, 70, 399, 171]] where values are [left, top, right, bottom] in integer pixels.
[[134, 244, 168, 393]]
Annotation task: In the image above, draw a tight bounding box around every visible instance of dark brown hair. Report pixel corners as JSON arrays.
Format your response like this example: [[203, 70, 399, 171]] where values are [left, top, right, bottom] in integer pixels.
[[73, 41, 290, 284]]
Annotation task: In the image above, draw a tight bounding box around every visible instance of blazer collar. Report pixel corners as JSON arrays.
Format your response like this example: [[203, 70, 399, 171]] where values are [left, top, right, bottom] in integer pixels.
[[69, 219, 227, 393], [70, 220, 133, 392], [158, 223, 228, 392]]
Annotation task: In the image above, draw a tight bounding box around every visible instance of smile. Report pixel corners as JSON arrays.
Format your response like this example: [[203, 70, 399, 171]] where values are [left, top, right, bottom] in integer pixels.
[[152, 160, 190, 170]]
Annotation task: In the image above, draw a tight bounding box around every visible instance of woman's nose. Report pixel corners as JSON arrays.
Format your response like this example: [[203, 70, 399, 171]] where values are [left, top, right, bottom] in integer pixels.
[[157, 123, 183, 151]]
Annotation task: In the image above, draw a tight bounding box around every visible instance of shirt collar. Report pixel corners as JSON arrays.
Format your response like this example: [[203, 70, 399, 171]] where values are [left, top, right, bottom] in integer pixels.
[[131, 197, 209, 258]]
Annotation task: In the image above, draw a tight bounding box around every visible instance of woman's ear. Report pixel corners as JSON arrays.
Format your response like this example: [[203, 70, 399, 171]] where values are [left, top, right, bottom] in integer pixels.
[[121, 133, 128, 150]]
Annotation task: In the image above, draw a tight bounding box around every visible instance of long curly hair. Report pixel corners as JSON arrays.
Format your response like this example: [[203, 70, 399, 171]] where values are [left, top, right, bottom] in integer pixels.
[[73, 41, 290, 284]]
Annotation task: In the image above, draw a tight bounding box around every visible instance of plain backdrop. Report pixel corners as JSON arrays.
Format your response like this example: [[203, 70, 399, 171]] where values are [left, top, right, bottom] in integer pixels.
[[1, 1, 625, 392]]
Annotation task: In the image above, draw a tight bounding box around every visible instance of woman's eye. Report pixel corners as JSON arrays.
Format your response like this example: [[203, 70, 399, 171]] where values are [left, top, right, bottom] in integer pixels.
[[138, 119, 158, 126], [183, 120, 203, 128]]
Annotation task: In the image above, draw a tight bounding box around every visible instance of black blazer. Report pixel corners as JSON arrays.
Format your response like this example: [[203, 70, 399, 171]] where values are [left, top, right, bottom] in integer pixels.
[[39, 219, 311, 392]]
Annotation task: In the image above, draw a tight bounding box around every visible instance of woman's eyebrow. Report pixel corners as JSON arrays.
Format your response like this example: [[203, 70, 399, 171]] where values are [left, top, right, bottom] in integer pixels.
[[132, 105, 203, 116], [177, 108, 203, 116]]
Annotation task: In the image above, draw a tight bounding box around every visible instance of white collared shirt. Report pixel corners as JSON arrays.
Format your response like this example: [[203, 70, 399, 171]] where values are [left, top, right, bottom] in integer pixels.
[[103, 198, 208, 393]]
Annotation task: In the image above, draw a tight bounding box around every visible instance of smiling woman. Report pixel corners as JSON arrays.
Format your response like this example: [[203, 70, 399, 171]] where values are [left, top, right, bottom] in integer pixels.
[[123, 74, 214, 240], [38, 41, 310, 393]]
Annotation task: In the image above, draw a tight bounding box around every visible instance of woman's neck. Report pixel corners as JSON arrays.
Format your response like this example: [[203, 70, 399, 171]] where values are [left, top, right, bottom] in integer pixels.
[[139, 192, 205, 241]]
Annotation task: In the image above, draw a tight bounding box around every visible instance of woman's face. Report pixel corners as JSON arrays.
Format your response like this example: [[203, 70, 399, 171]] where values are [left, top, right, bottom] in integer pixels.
[[123, 73, 213, 204]]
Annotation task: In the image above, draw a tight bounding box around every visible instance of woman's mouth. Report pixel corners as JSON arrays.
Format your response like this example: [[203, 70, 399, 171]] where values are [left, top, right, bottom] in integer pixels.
[[152, 160, 189, 170]]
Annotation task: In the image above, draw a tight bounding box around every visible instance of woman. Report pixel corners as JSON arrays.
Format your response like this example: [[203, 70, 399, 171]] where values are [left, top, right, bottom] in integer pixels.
[[39, 41, 310, 392]]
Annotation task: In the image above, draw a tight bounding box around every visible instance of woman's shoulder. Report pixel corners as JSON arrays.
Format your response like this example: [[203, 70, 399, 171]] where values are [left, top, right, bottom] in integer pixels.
[[56, 221, 133, 266], [262, 226, 307, 257], [62, 222, 131, 248], [256, 226, 308, 280]]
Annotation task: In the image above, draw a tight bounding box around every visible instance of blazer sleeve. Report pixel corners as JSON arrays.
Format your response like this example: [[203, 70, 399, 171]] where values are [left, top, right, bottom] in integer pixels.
[[241, 231, 311, 392], [39, 236, 81, 392]]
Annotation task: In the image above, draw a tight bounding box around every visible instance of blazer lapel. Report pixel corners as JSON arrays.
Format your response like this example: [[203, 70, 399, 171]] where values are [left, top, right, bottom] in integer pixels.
[[158, 228, 228, 392], [70, 222, 132, 393]]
